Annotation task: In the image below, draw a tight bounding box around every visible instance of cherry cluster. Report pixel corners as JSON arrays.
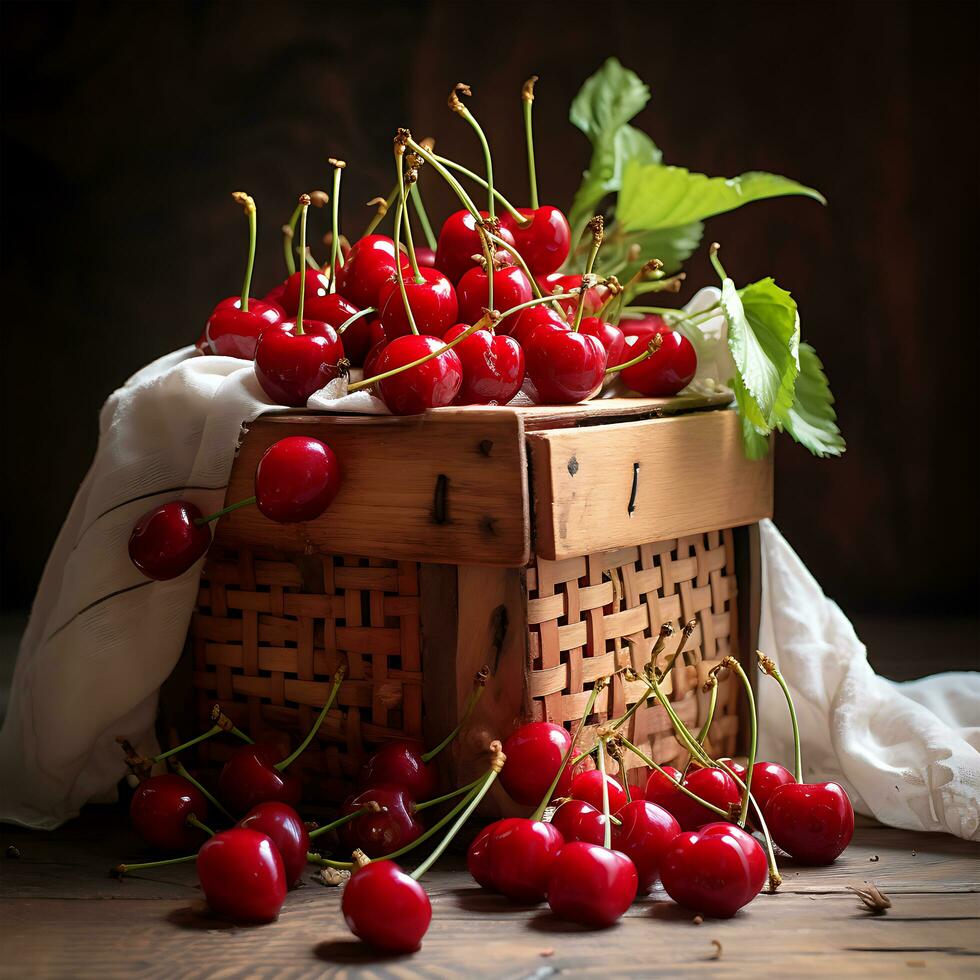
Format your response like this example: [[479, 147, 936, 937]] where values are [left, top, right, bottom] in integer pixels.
[[193, 80, 697, 415]]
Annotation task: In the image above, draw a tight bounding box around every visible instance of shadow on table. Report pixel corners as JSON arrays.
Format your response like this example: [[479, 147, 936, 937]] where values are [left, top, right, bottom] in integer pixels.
[[314, 939, 410, 964]]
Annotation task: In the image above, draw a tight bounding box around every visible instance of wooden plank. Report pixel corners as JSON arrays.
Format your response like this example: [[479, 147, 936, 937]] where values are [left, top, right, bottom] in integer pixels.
[[214, 412, 529, 567], [528, 409, 774, 560]]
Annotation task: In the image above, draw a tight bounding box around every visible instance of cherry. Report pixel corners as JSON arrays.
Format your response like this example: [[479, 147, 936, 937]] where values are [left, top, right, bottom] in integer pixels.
[[129, 774, 209, 851], [254, 436, 341, 524], [283, 271, 362, 333], [467, 818, 516, 891], [550, 799, 609, 846], [619, 313, 668, 343], [335, 234, 410, 309], [524, 324, 606, 404], [340, 313, 383, 368], [578, 316, 626, 369], [488, 818, 565, 903], [374, 334, 463, 415], [357, 739, 437, 800], [363, 335, 387, 381], [644, 764, 684, 810], [501, 206, 571, 276], [620, 329, 697, 397], [339, 786, 423, 858], [205, 297, 283, 360], [765, 781, 854, 865], [435, 209, 515, 284], [569, 769, 628, 815], [507, 302, 568, 346], [499, 722, 574, 807], [128, 500, 211, 580], [715, 757, 749, 782], [660, 821, 766, 918], [537, 273, 605, 319], [253, 327, 345, 407], [749, 761, 796, 813], [342, 860, 432, 954], [238, 801, 310, 888], [546, 842, 638, 927], [263, 280, 289, 309], [610, 800, 681, 893], [456, 263, 532, 325], [668, 767, 740, 831], [197, 828, 287, 924], [415, 246, 436, 268], [443, 324, 524, 405], [377, 267, 459, 340], [217, 743, 302, 815]]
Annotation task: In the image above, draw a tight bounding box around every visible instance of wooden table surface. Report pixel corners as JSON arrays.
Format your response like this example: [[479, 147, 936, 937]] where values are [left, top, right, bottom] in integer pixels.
[[1, 809, 977, 979]]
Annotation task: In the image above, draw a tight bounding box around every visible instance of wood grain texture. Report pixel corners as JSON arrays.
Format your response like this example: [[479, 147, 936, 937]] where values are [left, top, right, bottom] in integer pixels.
[[214, 412, 530, 567], [529, 409, 774, 560]]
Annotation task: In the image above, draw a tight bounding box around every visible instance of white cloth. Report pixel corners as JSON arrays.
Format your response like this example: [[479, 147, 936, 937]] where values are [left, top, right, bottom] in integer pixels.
[[1, 346, 977, 838]]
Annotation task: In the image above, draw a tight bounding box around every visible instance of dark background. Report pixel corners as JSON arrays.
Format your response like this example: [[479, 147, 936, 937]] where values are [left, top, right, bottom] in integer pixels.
[[1, 0, 977, 672]]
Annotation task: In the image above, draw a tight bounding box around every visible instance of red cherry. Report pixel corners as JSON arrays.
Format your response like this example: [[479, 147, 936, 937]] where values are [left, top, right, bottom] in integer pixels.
[[619, 313, 668, 342], [129, 774, 209, 851], [336, 235, 411, 309], [524, 325, 606, 404], [467, 818, 519, 891], [546, 842, 638, 927], [669, 767, 741, 831], [217, 743, 302, 815], [715, 757, 749, 782], [338, 786, 423, 858], [415, 246, 436, 268], [205, 298, 284, 360], [765, 781, 854, 865], [442, 324, 524, 406], [499, 722, 573, 807], [357, 740, 437, 799], [128, 501, 211, 581], [362, 337, 387, 381], [253, 328, 345, 407], [197, 828, 287, 923], [340, 314, 383, 368], [435, 209, 516, 283], [620, 330, 697, 397], [507, 303, 568, 347], [377, 267, 459, 340], [749, 761, 796, 813], [569, 769, 628, 814], [578, 316, 626, 368], [342, 860, 432, 953], [645, 765, 684, 811], [610, 800, 681, 893], [238, 801, 310, 888], [375, 335, 463, 415], [456, 264, 532, 325], [501, 206, 571, 275], [536, 273, 606, 318], [550, 799, 609, 846], [489, 818, 565, 902], [253, 436, 341, 524], [660, 821, 766, 918], [263, 281, 289, 309], [282, 268, 359, 320]]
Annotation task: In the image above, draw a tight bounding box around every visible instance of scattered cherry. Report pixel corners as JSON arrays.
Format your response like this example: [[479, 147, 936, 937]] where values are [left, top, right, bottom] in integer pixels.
[[610, 799, 681, 893], [217, 743, 302, 815], [197, 828, 287, 924], [765, 781, 854, 865], [499, 722, 574, 807], [129, 774, 209, 851], [546, 841, 638, 927], [466, 817, 518, 891], [342, 859, 432, 953], [488, 818, 565, 902], [358, 739, 437, 800], [254, 436, 341, 524], [339, 786, 423, 858], [128, 501, 211, 580], [238, 801, 310, 888]]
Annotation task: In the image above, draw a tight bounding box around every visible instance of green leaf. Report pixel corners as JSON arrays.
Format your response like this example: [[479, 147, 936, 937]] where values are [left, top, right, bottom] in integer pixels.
[[734, 375, 771, 459], [778, 342, 846, 457], [721, 277, 800, 429], [570, 58, 650, 139], [617, 162, 826, 232], [617, 223, 704, 278]]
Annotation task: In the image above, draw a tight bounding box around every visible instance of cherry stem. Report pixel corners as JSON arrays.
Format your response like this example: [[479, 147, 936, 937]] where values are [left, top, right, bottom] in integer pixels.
[[153, 726, 222, 763], [307, 802, 385, 841], [449, 84, 496, 219], [114, 852, 197, 875], [605, 336, 663, 376], [495, 291, 577, 327], [696, 679, 719, 749], [336, 307, 376, 335], [656, 620, 698, 679], [404, 135, 482, 222], [294, 195, 311, 334], [275, 665, 346, 771], [413, 774, 485, 813], [531, 678, 606, 822], [711, 659, 756, 827], [171, 760, 233, 822], [409, 182, 437, 252], [194, 496, 256, 525], [328, 160, 345, 293], [232, 192, 257, 312], [431, 154, 529, 227], [709, 241, 728, 282], [597, 738, 612, 849], [522, 76, 539, 211], [421, 666, 489, 763], [395, 148, 423, 284], [758, 652, 802, 782], [618, 754, 633, 804], [572, 218, 604, 332], [390, 175, 420, 338], [348, 316, 488, 393], [283, 201, 302, 275], [363, 187, 398, 238], [478, 226, 495, 312], [186, 813, 216, 837]]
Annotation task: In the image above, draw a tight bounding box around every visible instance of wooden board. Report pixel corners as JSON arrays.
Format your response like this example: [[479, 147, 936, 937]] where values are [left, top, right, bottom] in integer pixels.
[[215, 412, 530, 567], [528, 409, 774, 560]]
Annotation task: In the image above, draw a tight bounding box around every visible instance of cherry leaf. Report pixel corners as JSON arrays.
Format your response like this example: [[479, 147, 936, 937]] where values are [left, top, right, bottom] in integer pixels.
[[777, 342, 846, 457]]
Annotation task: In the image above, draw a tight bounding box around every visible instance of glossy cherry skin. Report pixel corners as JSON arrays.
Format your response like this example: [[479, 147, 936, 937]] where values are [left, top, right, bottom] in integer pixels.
[[524, 325, 606, 404], [621, 329, 697, 397], [669, 767, 741, 831], [239, 801, 309, 887], [435, 210, 516, 284], [619, 313, 669, 342], [339, 786, 423, 858], [205, 298, 284, 360], [128, 501, 211, 581], [376, 335, 463, 415], [660, 821, 766, 918], [467, 818, 519, 891], [569, 769, 629, 815], [217, 743, 302, 815], [546, 842, 638, 927], [644, 765, 684, 810], [507, 303, 569, 346], [578, 317, 626, 369], [197, 828, 287, 923], [456, 264, 533, 325], [415, 246, 436, 268], [363, 337, 387, 382], [253, 436, 341, 524], [501, 206, 571, 275], [282, 269, 360, 324], [499, 722, 574, 807], [342, 859, 432, 953], [253, 327, 345, 407], [263, 280, 289, 309], [357, 740, 437, 799], [341, 314, 383, 368], [550, 799, 610, 846], [336, 235, 411, 310], [611, 800, 681, 893], [537, 273, 606, 319], [765, 781, 854, 865], [443, 324, 525, 406], [748, 761, 796, 813], [489, 818, 565, 903], [377, 267, 459, 340], [130, 774, 209, 851]]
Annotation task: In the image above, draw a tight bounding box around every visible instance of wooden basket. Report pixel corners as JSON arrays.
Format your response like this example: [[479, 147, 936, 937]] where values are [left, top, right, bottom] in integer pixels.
[[183, 396, 772, 809]]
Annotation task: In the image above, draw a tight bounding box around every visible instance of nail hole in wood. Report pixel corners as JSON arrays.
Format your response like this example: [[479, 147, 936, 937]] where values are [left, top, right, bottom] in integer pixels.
[[628, 462, 640, 516], [480, 516, 497, 535], [479, 439, 494, 457], [567, 456, 579, 476], [432, 474, 449, 525]]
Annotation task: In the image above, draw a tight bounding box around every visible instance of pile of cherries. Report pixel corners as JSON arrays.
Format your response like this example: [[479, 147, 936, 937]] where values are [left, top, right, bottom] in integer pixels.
[[193, 80, 698, 416]]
